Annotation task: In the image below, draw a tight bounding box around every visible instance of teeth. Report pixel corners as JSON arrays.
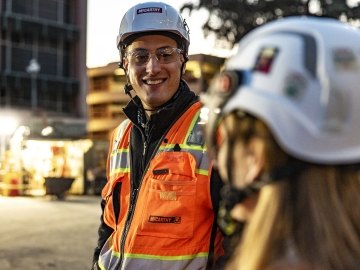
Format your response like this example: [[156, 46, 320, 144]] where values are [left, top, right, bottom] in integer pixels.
[[146, 79, 162, 85]]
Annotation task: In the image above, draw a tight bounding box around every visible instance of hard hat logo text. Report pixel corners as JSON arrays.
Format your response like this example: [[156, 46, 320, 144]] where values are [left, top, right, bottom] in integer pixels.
[[137, 7, 162, 14], [148, 215, 181, 224]]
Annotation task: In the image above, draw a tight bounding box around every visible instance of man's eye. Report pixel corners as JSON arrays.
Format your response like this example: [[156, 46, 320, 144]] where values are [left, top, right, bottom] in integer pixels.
[[134, 52, 149, 60], [158, 50, 173, 58], [136, 54, 148, 59], [160, 52, 172, 58]]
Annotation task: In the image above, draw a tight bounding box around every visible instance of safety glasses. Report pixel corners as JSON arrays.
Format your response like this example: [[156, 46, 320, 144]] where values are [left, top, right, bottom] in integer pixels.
[[126, 47, 183, 66]]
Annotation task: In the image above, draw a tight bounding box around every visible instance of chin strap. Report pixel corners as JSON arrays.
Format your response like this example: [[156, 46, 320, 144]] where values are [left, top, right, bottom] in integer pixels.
[[122, 65, 144, 109], [217, 185, 246, 236], [124, 83, 143, 109], [124, 83, 133, 96]]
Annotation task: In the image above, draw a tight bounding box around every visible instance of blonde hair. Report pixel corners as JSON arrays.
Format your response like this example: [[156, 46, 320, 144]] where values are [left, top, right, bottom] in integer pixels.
[[223, 112, 360, 270]]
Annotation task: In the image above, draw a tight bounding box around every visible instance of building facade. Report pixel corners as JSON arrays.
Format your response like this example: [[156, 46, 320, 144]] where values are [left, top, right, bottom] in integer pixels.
[[87, 62, 129, 141], [0, 0, 87, 124], [0, 0, 88, 196]]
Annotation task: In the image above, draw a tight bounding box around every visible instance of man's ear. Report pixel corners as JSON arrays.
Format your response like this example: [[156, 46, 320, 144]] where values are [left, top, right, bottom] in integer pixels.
[[245, 138, 265, 184], [182, 62, 187, 75], [123, 58, 129, 71]]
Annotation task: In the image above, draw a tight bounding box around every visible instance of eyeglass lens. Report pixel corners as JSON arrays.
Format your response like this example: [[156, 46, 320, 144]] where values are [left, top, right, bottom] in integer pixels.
[[128, 47, 182, 66]]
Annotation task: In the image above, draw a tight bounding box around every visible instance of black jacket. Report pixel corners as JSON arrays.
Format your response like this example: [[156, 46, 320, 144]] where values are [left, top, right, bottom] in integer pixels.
[[92, 80, 223, 267]]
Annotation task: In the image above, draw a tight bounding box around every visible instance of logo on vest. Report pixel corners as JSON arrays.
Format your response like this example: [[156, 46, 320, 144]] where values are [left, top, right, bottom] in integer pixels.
[[160, 191, 176, 201], [137, 7, 162, 14], [148, 215, 181, 224]]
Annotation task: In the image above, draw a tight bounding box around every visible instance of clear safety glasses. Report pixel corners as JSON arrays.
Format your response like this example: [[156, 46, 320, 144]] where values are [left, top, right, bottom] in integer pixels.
[[126, 47, 183, 66]]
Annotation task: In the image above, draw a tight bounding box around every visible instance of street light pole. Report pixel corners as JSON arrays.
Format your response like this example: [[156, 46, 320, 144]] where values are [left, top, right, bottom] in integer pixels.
[[26, 59, 41, 111]]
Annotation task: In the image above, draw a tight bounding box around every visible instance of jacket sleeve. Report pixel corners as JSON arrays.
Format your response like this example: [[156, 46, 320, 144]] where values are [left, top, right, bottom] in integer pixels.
[[92, 198, 113, 267]]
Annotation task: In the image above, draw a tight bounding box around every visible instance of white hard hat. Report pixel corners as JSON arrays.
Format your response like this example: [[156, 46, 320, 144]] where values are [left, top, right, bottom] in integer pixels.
[[202, 16, 360, 164], [117, 1, 190, 68]]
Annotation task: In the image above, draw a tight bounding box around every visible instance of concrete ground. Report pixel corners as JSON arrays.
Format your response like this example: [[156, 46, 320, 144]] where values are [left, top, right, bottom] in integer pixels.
[[0, 195, 102, 270]]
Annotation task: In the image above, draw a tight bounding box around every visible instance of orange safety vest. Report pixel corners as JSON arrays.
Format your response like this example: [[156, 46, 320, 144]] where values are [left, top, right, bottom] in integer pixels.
[[98, 102, 223, 270]]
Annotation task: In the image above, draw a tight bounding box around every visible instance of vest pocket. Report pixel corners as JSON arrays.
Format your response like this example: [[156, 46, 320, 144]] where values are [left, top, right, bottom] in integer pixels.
[[137, 152, 197, 239]]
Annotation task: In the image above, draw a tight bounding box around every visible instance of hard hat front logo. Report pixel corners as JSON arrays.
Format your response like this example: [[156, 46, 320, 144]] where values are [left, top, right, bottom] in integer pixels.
[[137, 7, 163, 14]]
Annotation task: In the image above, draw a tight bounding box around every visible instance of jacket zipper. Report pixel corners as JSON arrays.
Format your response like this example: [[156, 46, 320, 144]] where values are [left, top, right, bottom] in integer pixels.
[[116, 130, 163, 269], [118, 187, 138, 268], [143, 141, 147, 156]]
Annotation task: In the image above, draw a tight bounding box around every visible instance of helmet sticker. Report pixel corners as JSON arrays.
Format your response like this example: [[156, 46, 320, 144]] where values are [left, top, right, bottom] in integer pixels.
[[137, 7, 163, 15], [283, 73, 307, 99], [254, 47, 278, 73], [323, 87, 349, 132], [332, 48, 358, 71]]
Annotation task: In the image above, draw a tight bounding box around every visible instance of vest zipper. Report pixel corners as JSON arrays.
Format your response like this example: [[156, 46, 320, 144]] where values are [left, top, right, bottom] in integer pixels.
[[116, 187, 138, 269], [143, 141, 147, 156], [116, 134, 166, 269]]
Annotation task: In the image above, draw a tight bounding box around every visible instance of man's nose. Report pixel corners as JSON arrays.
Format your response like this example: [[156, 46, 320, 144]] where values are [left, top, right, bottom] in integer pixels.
[[146, 54, 161, 73]]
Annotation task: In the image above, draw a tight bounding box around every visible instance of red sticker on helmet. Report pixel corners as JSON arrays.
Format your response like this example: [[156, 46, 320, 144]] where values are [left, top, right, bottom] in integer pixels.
[[254, 47, 278, 74]]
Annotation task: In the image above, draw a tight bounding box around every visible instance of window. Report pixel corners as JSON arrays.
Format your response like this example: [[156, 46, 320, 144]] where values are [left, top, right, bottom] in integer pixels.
[[11, 47, 32, 72], [39, 51, 57, 76], [39, 0, 58, 21], [12, 0, 34, 16]]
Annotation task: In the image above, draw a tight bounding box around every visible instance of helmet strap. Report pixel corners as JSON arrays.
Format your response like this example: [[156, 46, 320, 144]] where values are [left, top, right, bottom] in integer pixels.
[[124, 82, 133, 96]]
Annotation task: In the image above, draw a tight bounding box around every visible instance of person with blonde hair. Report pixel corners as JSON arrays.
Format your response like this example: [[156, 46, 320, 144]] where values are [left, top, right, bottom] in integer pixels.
[[201, 16, 360, 270]]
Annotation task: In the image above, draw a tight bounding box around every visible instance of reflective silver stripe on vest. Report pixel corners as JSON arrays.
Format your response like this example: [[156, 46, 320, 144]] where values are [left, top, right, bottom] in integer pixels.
[[98, 240, 120, 270], [158, 113, 210, 176], [99, 249, 208, 270], [159, 145, 210, 176], [111, 119, 130, 152], [109, 120, 131, 177], [122, 253, 208, 270], [109, 149, 130, 175], [109, 111, 209, 177]]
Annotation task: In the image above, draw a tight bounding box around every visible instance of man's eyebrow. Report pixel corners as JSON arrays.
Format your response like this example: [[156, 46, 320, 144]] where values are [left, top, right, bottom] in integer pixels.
[[156, 46, 173, 50], [129, 47, 148, 51], [130, 45, 173, 51]]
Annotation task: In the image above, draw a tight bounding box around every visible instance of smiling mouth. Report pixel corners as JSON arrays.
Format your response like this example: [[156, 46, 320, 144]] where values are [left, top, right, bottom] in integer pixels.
[[143, 79, 165, 85]]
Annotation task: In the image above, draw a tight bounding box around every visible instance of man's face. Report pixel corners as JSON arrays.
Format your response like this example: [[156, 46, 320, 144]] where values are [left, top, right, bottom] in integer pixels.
[[123, 35, 184, 111]]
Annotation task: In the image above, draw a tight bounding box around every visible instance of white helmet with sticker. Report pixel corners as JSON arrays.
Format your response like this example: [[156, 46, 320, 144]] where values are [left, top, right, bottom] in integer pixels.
[[203, 16, 360, 164]]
